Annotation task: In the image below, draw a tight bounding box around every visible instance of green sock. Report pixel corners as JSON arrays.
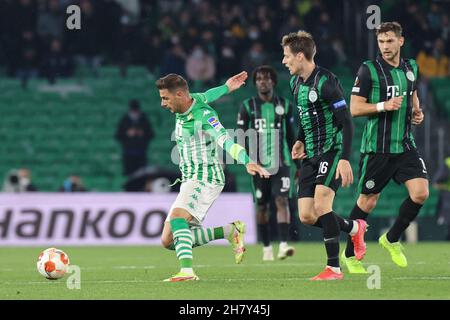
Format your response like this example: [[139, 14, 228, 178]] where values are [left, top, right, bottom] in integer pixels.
[[170, 218, 193, 268], [192, 226, 226, 247]]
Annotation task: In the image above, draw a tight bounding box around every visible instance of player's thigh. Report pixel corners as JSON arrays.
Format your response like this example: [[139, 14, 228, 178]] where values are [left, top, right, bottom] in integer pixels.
[[166, 180, 222, 225], [298, 159, 316, 199], [314, 150, 342, 194], [394, 149, 428, 180], [357, 153, 394, 194]]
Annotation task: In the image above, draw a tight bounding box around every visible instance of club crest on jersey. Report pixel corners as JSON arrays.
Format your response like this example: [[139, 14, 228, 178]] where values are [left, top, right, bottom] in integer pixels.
[[406, 71, 415, 82], [187, 113, 193, 120], [308, 90, 318, 102], [275, 105, 284, 115], [365, 179, 375, 190]]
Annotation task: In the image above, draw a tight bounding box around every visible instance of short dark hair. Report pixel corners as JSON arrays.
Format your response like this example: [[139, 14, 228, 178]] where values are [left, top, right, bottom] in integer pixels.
[[376, 22, 403, 37], [155, 74, 188, 92], [281, 30, 316, 61], [252, 65, 277, 85]]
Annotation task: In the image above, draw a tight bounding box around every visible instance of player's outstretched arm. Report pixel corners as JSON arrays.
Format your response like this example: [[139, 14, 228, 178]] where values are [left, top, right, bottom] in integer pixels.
[[200, 71, 248, 103]]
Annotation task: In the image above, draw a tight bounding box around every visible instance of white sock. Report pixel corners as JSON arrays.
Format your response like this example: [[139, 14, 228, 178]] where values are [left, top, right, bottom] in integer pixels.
[[263, 245, 273, 251], [279, 242, 288, 248], [223, 224, 232, 238], [327, 266, 342, 274], [181, 268, 194, 275], [349, 221, 359, 236]]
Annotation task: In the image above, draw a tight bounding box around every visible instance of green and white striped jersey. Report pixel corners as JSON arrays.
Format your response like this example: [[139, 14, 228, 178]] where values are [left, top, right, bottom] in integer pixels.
[[174, 86, 250, 185]]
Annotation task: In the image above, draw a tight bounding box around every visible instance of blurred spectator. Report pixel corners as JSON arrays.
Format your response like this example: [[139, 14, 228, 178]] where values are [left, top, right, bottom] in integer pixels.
[[416, 39, 450, 79], [68, 0, 102, 78], [2, 168, 38, 192], [36, 0, 64, 42], [0, 0, 449, 82], [115, 99, 154, 176], [59, 176, 87, 192], [186, 45, 216, 87], [40, 38, 73, 84], [160, 44, 186, 78], [433, 156, 450, 241], [16, 30, 41, 89], [242, 42, 268, 74]]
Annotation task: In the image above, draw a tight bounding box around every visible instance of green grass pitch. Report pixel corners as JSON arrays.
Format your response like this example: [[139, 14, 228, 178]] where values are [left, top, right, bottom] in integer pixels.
[[1, 243, 449, 300]]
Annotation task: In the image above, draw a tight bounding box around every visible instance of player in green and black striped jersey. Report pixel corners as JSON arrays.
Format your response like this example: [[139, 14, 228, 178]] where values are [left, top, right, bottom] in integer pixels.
[[156, 72, 269, 282], [282, 31, 368, 280], [342, 22, 429, 273], [237, 65, 296, 261]]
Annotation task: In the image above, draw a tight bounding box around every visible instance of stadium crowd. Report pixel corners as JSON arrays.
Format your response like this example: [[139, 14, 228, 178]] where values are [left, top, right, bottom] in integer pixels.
[[1, 0, 448, 86]]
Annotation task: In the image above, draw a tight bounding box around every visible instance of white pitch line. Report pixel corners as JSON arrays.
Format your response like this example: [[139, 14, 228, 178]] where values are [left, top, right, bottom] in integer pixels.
[[3, 276, 450, 286]]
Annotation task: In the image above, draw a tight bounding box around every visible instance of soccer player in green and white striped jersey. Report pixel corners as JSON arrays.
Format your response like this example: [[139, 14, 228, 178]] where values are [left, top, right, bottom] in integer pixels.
[[342, 22, 429, 273], [156, 72, 269, 282]]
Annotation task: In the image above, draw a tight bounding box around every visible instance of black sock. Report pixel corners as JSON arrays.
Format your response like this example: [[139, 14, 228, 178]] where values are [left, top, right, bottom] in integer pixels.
[[334, 214, 354, 234], [345, 204, 369, 258], [278, 223, 289, 242], [387, 197, 423, 243], [258, 223, 270, 246], [318, 212, 340, 268]]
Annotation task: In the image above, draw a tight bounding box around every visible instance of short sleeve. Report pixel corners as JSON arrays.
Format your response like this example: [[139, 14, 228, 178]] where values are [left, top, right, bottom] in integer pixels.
[[351, 64, 372, 99]]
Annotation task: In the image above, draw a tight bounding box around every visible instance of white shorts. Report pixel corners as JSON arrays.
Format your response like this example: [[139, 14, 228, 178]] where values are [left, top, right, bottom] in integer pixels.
[[166, 180, 224, 225]]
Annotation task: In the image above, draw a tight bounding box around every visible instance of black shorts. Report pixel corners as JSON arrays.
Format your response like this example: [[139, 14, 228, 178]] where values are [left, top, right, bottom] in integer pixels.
[[357, 148, 428, 194], [298, 150, 342, 198], [251, 166, 291, 205]]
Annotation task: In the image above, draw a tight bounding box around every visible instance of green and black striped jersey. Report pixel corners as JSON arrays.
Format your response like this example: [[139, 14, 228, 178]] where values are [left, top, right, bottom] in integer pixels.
[[237, 96, 295, 169], [290, 66, 347, 159], [352, 55, 419, 154]]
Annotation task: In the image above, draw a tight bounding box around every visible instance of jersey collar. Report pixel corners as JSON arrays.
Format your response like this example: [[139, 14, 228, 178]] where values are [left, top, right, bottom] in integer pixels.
[[377, 54, 406, 70], [300, 66, 320, 85], [180, 97, 196, 116]]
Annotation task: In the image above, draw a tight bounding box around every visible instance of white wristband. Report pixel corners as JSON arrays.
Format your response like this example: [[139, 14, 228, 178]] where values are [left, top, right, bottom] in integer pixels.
[[376, 102, 385, 112]]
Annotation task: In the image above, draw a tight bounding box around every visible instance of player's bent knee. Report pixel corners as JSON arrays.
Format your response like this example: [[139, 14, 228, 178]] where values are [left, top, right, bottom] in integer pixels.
[[161, 238, 175, 250], [411, 189, 429, 204], [313, 202, 331, 216], [299, 214, 316, 225], [358, 194, 379, 212]]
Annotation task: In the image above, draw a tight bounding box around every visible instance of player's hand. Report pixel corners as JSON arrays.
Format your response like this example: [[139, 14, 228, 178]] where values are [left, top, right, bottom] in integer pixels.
[[335, 159, 353, 187], [383, 96, 403, 111], [246, 163, 270, 178], [412, 107, 424, 125], [291, 141, 307, 160], [225, 71, 248, 93]]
